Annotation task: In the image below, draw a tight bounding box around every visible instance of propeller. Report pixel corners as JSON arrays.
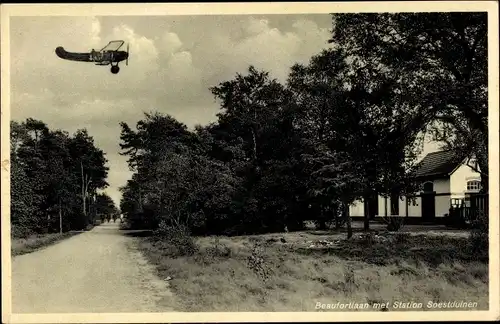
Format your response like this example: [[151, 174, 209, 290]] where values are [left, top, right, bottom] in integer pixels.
[[126, 43, 129, 66]]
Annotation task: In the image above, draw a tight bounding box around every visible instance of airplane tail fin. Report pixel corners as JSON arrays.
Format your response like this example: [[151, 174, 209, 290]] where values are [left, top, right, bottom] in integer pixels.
[[55, 47, 67, 58]]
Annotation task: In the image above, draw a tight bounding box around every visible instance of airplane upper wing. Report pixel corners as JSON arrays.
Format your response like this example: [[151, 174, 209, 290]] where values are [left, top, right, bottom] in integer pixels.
[[99, 40, 124, 52]]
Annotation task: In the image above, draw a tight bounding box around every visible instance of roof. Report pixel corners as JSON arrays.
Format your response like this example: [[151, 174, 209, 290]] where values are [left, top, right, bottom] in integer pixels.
[[413, 150, 466, 179]]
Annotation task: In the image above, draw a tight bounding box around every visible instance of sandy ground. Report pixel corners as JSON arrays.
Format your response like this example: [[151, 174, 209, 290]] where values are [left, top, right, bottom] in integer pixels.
[[11, 222, 175, 313]]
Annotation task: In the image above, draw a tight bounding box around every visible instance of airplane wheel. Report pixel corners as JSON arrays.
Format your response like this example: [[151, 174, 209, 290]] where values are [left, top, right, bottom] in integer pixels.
[[111, 65, 120, 74]]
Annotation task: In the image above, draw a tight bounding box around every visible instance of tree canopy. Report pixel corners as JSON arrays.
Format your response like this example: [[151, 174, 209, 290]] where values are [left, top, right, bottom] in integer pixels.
[[118, 12, 488, 237]]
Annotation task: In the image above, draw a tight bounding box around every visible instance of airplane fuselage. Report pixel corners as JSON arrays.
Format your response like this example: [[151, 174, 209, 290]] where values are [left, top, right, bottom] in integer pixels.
[[91, 50, 129, 64]]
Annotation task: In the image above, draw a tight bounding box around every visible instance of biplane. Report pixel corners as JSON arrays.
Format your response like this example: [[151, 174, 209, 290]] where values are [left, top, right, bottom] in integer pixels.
[[55, 40, 129, 74]]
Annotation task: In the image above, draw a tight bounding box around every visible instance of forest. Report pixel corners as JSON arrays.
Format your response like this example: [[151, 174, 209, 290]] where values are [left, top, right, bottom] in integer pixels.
[[118, 13, 488, 237], [10, 119, 118, 238]]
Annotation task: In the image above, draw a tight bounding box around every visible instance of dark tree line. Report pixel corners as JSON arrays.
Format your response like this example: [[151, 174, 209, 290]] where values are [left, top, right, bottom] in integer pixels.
[[10, 118, 116, 238], [119, 13, 487, 238]]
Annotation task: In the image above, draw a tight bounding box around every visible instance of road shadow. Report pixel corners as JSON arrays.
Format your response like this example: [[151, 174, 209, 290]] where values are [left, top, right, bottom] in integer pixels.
[[122, 229, 154, 237]]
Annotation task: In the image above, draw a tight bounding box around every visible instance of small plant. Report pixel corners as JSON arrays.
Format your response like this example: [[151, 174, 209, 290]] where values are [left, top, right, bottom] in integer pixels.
[[394, 232, 411, 245], [444, 209, 468, 229], [360, 232, 375, 246], [155, 219, 198, 257], [469, 210, 488, 258], [382, 216, 405, 232], [206, 237, 232, 258], [247, 243, 272, 282], [343, 266, 356, 295]]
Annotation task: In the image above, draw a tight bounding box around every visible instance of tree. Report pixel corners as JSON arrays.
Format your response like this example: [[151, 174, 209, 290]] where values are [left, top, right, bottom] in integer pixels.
[[209, 66, 309, 233], [69, 129, 109, 227], [10, 119, 111, 235], [209, 66, 289, 170], [119, 69, 310, 235], [288, 48, 424, 233], [119, 112, 205, 230], [287, 49, 350, 229], [38, 129, 76, 232], [94, 193, 118, 219], [329, 12, 488, 191], [10, 148, 37, 237]]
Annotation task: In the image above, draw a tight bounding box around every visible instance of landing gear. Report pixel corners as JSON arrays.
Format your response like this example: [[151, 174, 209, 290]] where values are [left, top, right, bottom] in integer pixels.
[[110, 65, 120, 74]]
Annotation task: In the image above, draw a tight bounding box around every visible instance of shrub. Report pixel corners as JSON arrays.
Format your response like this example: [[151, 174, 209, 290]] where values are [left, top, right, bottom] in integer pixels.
[[444, 209, 468, 229], [155, 220, 199, 256], [11, 225, 34, 239], [343, 266, 356, 295], [394, 232, 411, 245], [205, 237, 232, 258], [469, 210, 488, 257], [247, 243, 272, 281], [381, 216, 405, 231]]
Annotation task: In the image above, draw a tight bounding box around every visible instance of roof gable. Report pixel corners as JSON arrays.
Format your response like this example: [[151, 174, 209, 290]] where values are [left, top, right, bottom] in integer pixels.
[[413, 150, 465, 179]]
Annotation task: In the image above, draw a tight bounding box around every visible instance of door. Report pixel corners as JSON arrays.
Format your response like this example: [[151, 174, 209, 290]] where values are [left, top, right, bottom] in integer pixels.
[[421, 182, 436, 221], [363, 193, 379, 220]]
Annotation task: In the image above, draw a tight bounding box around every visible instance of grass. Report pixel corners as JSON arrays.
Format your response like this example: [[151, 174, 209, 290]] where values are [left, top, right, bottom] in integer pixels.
[[136, 229, 489, 312], [11, 231, 84, 257]]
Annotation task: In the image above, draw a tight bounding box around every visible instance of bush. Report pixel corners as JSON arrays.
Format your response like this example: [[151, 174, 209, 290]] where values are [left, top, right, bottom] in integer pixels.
[[205, 237, 232, 258], [469, 211, 488, 256], [247, 243, 272, 281], [394, 232, 411, 245], [383, 216, 405, 231], [444, 210, 469, 229], [11, 225, 34, 239], [194, 237, 233, 265], [155, 220, 198, 256]]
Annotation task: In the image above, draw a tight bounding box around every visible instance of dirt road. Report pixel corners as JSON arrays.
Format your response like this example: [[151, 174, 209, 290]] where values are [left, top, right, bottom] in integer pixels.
[[11, 222, 175, 313]]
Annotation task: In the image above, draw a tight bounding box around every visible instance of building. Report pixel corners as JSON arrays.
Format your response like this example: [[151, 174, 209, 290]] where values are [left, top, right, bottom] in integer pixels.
[[349, 150, 483, 222]]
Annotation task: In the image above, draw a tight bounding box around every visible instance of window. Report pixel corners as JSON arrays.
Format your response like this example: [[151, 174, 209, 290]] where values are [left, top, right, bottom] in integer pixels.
[[466, 180, 481, 191], [451, 198, 464, 208], [423, 181, 434, 192]]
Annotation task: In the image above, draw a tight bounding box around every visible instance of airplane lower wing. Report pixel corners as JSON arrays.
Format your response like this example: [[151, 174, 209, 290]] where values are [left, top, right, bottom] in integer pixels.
[[55, 47, 92, 62]]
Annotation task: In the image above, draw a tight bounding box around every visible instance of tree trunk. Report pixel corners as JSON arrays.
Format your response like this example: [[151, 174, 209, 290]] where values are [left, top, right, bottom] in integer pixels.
[[318, 206, 327, 230], [138, 186, 143, 212], [481, 174, 488, 194], [346, 215, 353, 239], [477, 155, 488, 193], [363, 195, 370, 231], [344, 201, 353, 239], [59, 199, 62, 234], [251, 127, 257, 163], [81, 161, 86, 218], [333, 202, 340, 229]]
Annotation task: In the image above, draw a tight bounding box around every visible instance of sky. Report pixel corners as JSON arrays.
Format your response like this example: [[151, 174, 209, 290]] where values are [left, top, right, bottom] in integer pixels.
[[9, 14, 440, 207]]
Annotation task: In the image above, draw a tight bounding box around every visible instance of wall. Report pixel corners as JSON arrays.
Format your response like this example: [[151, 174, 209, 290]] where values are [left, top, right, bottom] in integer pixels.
[[378, 195, 423, 217], [378, 195, 387, 216], [351, 177, 452, 218], [386, 195, 422, 217], [348, 169, 478, 219], [450, 162, 482, 199], [432, 178, 451, 194], [349, 196, 388, 217], [434, 178, 451, 217], [349, 200, 364, 217]]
